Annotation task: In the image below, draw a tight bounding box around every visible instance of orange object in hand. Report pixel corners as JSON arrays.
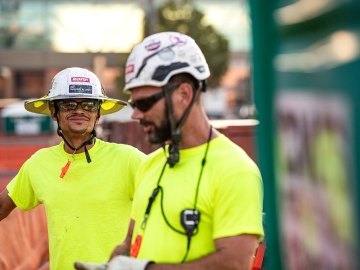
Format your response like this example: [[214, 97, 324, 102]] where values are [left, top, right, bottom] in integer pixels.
[[251, 241, 266, 270], [130, 235, 143, 258]]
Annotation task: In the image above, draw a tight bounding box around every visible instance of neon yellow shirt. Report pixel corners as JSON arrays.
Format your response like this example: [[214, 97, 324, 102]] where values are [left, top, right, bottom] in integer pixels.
[[7, 139, 146, 270], [131, 134, 264, 263]]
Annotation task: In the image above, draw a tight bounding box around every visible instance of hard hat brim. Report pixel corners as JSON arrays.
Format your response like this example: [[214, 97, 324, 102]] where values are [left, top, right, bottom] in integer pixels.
[[24, 95, 128, 116]]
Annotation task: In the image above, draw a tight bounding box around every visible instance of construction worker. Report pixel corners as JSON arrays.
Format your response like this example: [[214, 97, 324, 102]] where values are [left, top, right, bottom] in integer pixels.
[[75, 32, 264, 270], [0, 67, 146, 270]]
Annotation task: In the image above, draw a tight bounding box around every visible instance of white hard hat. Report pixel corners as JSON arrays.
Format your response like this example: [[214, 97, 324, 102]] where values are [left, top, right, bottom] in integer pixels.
[[124, 32, 210, 92], [25, 67, 127, 115]]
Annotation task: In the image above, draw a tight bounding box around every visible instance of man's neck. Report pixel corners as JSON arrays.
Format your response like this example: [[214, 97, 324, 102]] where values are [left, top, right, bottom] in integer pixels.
[[62, 133, 95, 154], [178, 122, 218, 149]]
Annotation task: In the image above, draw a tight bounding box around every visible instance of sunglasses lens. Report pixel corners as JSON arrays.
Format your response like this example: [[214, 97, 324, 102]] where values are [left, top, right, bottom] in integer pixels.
[[81, 101, 100, 111], [134, 100, 153, 112], [130, 92, 164, 112], [57, 100, 100, 112], [57, 101, 76, 111]]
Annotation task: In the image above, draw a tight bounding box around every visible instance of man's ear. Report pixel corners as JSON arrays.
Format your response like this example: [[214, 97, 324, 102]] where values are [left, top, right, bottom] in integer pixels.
[[178, 82, 193, 106], [49, 105, 57, 120]]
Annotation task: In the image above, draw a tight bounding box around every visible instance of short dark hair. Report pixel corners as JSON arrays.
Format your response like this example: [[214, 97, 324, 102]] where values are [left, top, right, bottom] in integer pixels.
[[168, 73, 199, 90]]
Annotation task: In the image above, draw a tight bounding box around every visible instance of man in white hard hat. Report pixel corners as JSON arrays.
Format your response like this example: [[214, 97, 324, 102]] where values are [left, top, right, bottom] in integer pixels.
[[0, 67, 146, 270], [75, 32, 264, 270]]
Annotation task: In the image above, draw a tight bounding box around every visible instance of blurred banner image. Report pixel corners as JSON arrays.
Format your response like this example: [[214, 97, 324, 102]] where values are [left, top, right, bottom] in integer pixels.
[[275, 91, 357, 270]]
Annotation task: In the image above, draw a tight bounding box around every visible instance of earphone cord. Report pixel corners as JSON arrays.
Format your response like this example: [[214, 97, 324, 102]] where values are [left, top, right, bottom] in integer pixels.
[[141, 126, 213, 262], [181, 126, 212, 262], [193, 126, 212, 208], [160, 126, 213, 262]]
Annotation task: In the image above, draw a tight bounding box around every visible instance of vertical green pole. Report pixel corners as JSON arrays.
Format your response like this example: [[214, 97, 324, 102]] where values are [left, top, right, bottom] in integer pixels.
[[249, 1, 282, 269], [251, 1, 360, 269]]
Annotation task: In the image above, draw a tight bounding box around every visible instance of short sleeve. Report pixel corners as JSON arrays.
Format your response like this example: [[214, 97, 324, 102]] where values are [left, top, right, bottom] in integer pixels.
[[212, 168, 264, 239], [7, 161, 40, 211]]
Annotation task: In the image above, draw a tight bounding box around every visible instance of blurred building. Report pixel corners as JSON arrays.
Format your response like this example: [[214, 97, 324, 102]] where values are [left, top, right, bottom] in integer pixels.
[[0, 0, 252, 119]]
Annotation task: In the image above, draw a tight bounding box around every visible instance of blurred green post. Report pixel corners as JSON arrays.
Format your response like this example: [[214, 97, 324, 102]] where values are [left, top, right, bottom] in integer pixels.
[[250, 1, 360, 269]]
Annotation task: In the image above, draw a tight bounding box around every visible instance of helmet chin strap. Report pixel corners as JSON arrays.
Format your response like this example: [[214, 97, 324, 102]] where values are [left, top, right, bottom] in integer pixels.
[[163, 81, 204, 167], [57, 128, 96, 163], [54, 108, 97, 163]]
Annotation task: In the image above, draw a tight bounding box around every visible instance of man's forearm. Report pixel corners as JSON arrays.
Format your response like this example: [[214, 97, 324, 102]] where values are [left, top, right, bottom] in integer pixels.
[[146, 251, 254, 270], [146, 234, 258, 270]]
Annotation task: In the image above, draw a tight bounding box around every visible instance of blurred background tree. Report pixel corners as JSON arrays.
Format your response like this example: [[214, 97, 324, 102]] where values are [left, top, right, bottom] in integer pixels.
[[0, 2, 20, 48], [118, 0, 230, 99]]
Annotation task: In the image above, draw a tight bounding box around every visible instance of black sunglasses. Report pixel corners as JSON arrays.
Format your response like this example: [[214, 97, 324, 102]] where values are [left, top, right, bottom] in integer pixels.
[[56, 100, 100, 112], [129, 91, 165, 112]]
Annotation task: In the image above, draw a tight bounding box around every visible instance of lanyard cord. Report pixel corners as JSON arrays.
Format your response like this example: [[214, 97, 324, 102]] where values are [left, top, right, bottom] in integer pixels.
[[181, 126, 212, 262], [140, 161, 167, 230], [193, 126, 212, 209], [140, 126, 213, 261]]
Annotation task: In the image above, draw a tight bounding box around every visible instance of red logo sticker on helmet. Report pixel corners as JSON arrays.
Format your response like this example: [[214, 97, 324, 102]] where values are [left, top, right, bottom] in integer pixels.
[[71, 77, 90, 82], [170, 35, 187, 46], [125, 64, 135, 75], [145, 40, 161, 51]]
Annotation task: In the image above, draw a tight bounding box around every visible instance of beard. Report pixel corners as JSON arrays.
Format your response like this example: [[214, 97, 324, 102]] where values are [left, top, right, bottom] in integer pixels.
[[141, 117, 172, 144]]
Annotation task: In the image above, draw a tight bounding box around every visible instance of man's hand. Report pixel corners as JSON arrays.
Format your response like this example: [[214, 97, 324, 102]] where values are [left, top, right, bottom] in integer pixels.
[[110, 243, 130, 259], [74, 255, 153, 270]]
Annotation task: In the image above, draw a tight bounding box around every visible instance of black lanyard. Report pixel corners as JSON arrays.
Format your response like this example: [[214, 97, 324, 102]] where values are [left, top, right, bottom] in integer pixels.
[[139, 127, 213, 262]]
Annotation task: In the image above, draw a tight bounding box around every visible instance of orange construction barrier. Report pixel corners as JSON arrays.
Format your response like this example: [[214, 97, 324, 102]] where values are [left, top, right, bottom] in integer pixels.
[[0, 205, 49, 270]]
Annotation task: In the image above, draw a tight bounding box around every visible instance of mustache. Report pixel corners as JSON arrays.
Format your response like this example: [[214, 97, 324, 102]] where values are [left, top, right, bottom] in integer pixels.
[[139, 119, 153, 126], [67, 113, 90, 119]]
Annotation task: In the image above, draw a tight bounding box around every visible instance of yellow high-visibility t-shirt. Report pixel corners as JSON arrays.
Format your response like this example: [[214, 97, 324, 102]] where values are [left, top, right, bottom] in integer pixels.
[[131, 134, 264, 263], [7, 139, 146, 270]]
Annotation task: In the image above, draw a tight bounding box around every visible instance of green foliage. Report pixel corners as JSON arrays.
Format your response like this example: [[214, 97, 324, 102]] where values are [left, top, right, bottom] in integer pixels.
[[145, 0, 230, 87], [118, 0, 230, 95]]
